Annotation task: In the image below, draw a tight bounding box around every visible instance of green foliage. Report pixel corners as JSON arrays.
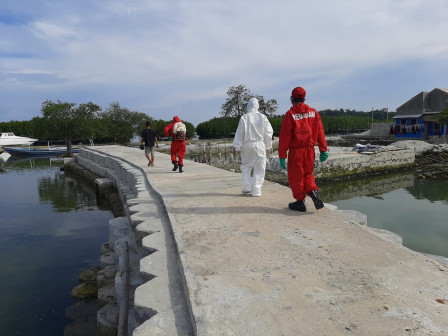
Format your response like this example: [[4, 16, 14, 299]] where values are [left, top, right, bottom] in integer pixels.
[[196, 116, 283, 139], [220, 85, 278, 118], [321, 115, 372, 133], [196, 117, 240, 139], [30, 117, 51, 140], [319, 108, 395, 120], [41, 100, 101, 154], [99, 102, 151, 143], [268, 116, 283, 136], [0, 120, 36, 137], [436, 105, 448, 125], [148, 119, 168, 138], [38, 173, 97, 212]]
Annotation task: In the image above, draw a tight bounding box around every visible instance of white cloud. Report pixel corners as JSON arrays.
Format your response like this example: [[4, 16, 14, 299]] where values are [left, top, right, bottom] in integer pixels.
[[1, 0, 448, 124]]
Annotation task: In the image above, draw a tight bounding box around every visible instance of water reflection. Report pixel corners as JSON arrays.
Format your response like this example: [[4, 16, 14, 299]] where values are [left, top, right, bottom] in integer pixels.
[[38, 173, 99, 212], [321, 173, 448, 259], [0, 157, 112, 336], [407, 179, 448, 203], [320, 172, 415, 203], [1, 155, 65, 170]]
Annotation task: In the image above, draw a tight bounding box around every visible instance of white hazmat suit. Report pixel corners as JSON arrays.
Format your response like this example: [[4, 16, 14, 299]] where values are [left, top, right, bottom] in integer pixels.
[[233, 97, 274, 197]]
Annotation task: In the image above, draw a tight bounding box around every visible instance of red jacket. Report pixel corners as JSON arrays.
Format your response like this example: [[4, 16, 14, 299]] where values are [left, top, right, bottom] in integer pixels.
[[278, 103, 327, 159]]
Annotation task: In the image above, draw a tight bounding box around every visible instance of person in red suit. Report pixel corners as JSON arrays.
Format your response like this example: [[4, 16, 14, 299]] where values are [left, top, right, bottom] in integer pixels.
[[278, 87, 329, 212], [164, 116, 187, 173]]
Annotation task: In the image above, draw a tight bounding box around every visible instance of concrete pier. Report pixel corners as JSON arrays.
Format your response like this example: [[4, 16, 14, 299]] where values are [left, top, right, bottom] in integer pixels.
[[71, 145, 448, 336]]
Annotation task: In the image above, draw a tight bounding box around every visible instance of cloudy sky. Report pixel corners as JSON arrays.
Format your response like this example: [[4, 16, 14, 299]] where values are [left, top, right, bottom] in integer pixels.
[[1, 0, 448, 126]]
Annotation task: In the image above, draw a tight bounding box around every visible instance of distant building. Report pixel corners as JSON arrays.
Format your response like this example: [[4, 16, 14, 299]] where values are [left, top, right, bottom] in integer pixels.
[[392, 88, 448, 139]]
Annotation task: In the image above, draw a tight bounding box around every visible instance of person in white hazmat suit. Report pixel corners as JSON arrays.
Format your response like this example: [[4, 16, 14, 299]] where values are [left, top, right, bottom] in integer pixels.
[[233, 97, 274, 197]]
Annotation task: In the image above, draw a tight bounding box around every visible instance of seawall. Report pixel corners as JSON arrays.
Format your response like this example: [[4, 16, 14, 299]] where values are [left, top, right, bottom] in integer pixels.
[[67, 145, 448, 336]]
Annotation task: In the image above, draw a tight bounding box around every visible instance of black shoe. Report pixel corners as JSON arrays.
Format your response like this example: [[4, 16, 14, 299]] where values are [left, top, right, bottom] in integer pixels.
[[309, 190, 324, 210], [172, 162, 178, 171], [289, 200, 307, 212], [179, 165, 183, 173]]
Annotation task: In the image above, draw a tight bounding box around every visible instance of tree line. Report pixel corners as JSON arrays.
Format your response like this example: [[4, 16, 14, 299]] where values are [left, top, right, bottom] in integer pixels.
[[0, 85, 403, 147], [0, 101, 195, 155]]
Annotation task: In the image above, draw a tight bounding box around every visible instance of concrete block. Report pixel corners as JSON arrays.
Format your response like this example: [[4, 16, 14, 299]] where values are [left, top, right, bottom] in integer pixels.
[[335, 209, 368, 226], [423, 253, 448, 268], [97, 302, 118, 336], [101, 251, 116, 267], [95, 178, 114, 194], [141, 232, 167, 253], [128, 202, 158, 215], [97, 265, 117, 288], [132, 309, 194, 336], [135, 225, 163, 248], [101, 242, 112, 254], [133, 276, 172, 314], [140, 250, 168, 277], [115, 271, 126, 309], [369, 227, 403, 245], [109, 217, 129, 250], [98, 282, 117, 308], [130, 213, 162, 232]]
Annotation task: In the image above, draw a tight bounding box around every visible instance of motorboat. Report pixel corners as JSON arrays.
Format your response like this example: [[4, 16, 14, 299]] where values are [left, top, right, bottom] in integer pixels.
[[0, 132, 38, 146], [4, 146, 79, 158]]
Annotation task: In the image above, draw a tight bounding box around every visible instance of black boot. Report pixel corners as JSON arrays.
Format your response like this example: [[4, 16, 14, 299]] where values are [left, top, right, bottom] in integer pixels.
[[179, 165, 183, 173], [289, 199, 307, 212], [172, 161, 178, 171], [309, 190, 324, 210]]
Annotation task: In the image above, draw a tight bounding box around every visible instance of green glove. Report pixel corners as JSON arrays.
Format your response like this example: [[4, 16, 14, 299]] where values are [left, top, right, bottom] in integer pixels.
[[319, 151, 329, 163], [280, 158, 287, 170], [168, 136, 172, 141]]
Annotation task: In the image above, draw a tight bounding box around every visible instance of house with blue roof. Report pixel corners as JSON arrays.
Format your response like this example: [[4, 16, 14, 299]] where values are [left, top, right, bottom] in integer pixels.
[[392, 88, 448, 139]]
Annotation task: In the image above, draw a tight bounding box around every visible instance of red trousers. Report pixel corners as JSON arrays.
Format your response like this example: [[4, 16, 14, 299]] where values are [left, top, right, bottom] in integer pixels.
[[287, 147, 318, 200], [170, 141, 186, 166]]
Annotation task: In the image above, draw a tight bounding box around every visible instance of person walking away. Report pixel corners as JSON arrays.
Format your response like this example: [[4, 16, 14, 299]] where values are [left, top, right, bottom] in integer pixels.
[[278, 87, 329, 212], [141, 121, 159, 166], [233, 97, 274, 197], [164, 116, 187, 173]]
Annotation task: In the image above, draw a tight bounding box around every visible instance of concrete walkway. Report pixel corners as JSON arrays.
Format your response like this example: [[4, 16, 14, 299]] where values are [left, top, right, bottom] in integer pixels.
[[79, 145, 448, 336]]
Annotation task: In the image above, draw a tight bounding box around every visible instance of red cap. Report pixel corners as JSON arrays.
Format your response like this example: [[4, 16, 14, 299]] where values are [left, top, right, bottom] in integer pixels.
[[291, 87, 306, 99]]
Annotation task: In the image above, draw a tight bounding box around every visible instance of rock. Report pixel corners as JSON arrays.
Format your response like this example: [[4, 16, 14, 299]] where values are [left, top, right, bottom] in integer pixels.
[[71, 282, 98, 300], [71, 267, 102, 300], [79, 266, 102, 283]]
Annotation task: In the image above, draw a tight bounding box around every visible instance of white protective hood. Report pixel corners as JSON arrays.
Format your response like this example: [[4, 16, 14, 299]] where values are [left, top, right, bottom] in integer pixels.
[[233, 97, 273, 150], [246, 97, 259, 114]]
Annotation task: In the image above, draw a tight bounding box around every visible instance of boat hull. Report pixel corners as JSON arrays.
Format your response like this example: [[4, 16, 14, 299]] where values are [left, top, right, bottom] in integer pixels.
[[0, 133, 38, 146], [4, 147, 79, 158]]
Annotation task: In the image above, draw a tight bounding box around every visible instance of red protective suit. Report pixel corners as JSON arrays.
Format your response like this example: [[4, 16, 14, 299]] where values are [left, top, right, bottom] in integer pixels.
[[278, 103, 327, 201], [164, 116, 186, 166]]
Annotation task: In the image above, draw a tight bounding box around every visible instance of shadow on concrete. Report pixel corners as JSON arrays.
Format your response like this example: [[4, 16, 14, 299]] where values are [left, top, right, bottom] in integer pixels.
[[171, 205, 315, 216]]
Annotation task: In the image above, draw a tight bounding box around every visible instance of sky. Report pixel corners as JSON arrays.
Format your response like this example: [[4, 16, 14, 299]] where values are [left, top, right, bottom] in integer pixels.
[[1, 0, 448, 126]]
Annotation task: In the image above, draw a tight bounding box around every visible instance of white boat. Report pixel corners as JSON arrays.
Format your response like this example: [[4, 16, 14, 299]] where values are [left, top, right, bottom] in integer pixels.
[[0, 132, 38, 146]]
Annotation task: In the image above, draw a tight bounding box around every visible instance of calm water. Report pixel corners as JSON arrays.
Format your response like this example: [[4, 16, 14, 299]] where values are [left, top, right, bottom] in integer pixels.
[[0, 156, 113, 336], [319, 172, 448, 259]]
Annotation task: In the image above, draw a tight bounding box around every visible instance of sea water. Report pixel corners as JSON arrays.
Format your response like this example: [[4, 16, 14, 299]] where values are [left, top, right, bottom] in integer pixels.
[[0, 157, 113, 336], [320, 172, 448, 259]]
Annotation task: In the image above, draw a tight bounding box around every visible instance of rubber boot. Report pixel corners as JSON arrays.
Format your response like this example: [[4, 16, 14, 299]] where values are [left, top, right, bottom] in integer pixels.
[[309, 190, 324, 210], [172, 161, 178, 171], [288, 199, 307, 212], [178, 165, 183, 173]]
